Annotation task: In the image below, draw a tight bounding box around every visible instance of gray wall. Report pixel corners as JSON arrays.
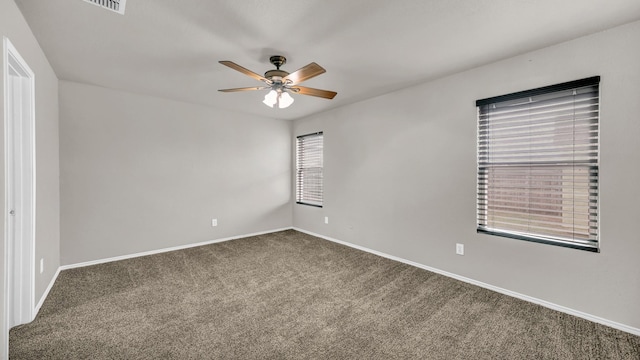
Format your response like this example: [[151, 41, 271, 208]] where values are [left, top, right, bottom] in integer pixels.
[[59, 81, 292, 265], [0, 0, 60, 353], [293, 20, 640, 329]]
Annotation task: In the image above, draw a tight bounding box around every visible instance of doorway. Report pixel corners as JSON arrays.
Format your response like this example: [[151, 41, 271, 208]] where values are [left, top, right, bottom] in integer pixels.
[[3, 37, 36, 336]]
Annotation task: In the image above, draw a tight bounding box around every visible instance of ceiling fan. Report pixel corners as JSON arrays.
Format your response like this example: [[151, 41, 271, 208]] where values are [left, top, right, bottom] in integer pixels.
[[218, 55, 337, 109]]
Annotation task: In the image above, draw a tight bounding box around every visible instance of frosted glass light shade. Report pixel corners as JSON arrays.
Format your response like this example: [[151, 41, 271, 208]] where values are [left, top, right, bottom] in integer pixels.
[[262, 90, 278, 108], [278, 91, 294, 108]]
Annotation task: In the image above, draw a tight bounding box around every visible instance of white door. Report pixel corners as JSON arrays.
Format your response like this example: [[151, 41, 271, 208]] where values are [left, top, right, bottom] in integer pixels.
[[4, 37, 35, 332]]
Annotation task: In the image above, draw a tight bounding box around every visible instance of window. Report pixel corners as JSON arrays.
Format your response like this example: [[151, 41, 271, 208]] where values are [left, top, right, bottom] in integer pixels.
[[296, 132, 323, 207], [476, 77, 600, 252]]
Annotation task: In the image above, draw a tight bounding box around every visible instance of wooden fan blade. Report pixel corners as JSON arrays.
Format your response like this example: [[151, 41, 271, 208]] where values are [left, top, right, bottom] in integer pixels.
[[284, 63, 326, 85], [291, 86, 337, 99], [219, 61, 268, 82], [218, 86, 270, 92]]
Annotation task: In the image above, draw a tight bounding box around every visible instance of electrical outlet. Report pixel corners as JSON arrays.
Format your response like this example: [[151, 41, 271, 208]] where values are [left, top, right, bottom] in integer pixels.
[[456, 243, 464, 255], [40, 258, 44, 274], [324, 216, 329, 224], [211, 219, 217, 227]]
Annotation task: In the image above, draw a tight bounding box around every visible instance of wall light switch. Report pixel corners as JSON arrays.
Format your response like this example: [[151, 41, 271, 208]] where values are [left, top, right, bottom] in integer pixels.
[[324, 216, 329, 224], [456, 243, 464, 255], [40, 258, 44, 274], [211, 219, 218, 227]]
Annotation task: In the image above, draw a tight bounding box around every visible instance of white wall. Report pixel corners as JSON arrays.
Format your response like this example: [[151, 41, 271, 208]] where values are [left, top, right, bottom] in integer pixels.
[[293, 20, 640, 330], [59, 81, 292, 265], [0, 0, 60, 355]]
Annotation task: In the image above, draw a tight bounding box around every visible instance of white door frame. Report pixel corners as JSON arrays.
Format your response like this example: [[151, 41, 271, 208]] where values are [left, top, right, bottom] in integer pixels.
[[2, 36, 36, 353]]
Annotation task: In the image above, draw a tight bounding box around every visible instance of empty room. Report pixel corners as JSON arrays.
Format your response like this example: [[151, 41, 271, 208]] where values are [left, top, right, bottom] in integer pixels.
[[2, 0, 640, 358]]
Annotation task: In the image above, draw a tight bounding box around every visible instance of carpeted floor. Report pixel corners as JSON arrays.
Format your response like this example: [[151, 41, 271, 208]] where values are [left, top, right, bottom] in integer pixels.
[[9, 230, 640, 359]]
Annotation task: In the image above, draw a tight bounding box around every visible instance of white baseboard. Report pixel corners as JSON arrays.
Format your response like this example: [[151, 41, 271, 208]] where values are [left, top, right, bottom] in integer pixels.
[[34, 266, 61, 317], [293, 227, 640, 337], [59, 227, 293, 271]]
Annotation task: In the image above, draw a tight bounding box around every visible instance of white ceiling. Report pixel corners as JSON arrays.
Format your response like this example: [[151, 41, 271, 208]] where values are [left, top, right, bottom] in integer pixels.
[[15, 0, 640, 120]]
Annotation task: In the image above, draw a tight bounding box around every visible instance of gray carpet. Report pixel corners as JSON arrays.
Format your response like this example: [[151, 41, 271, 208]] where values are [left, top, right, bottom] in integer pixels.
[[9, 230, 640, 359]]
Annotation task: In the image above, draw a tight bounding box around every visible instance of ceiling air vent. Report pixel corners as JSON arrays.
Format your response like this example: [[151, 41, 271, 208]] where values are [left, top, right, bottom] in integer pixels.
[[83, 0, 127, 15]]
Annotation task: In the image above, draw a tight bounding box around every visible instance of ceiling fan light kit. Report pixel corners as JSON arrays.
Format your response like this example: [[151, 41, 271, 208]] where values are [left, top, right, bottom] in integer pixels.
[[219, 55, 337, 109], [262, 89, 294, 109]]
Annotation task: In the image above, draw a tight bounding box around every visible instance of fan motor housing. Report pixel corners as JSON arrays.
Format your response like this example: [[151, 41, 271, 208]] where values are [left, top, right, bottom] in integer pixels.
[[264, 69, 289, 81]]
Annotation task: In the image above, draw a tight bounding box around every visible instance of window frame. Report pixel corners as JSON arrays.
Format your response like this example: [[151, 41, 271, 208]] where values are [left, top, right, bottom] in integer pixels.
[[296, 131, 324, 208], [476, 76, 600, 252]]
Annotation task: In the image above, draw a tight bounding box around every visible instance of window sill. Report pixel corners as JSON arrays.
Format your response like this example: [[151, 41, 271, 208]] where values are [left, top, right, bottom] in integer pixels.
[[477, 228, 599, 253]]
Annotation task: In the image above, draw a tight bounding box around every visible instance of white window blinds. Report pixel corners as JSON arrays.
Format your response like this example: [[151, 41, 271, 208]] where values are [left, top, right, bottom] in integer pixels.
[[296, 132, 323, 207], [476, 77, 600, 252], [83, 0, 126, 14]]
